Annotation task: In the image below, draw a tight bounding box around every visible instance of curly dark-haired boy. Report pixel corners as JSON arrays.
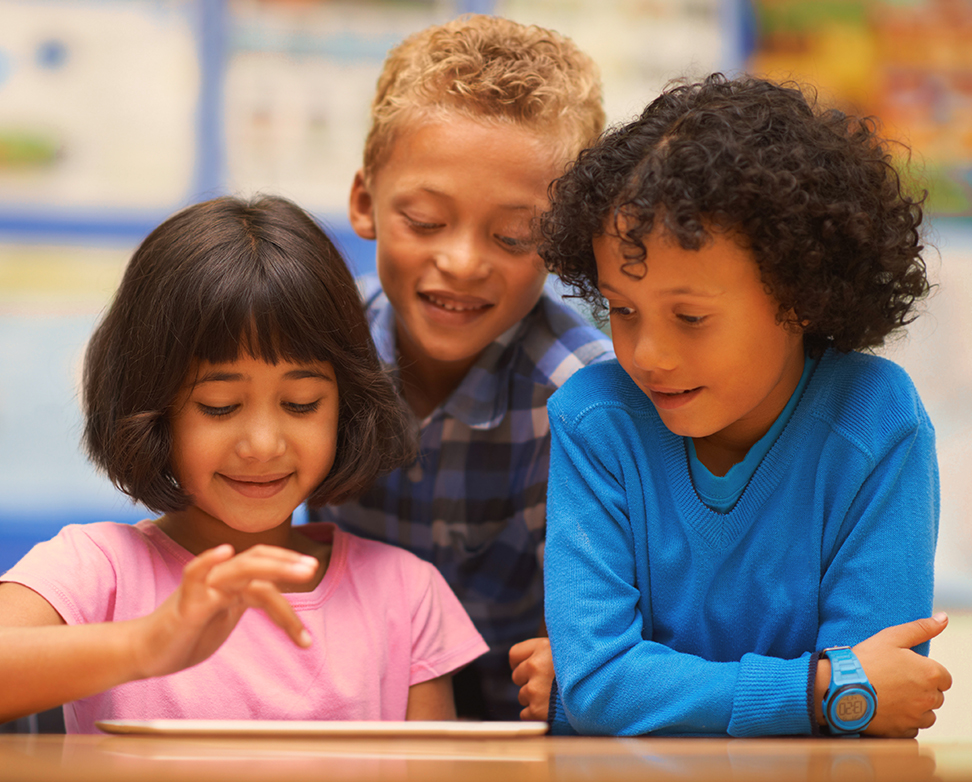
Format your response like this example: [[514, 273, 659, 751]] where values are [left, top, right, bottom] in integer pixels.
[[538, 73, 951, 736]]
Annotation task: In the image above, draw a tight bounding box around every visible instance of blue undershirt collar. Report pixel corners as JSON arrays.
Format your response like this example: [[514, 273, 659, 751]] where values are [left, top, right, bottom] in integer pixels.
[[687, 354, 819, 513]]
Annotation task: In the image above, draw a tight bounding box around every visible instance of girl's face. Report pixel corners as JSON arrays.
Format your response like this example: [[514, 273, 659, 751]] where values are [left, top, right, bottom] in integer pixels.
[[168, 353, 339, 538], [593, 224, 805, 468]]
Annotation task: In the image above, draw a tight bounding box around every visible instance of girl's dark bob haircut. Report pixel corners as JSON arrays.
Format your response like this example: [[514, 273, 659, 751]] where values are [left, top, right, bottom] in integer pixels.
[[83, 194, 415, 514], [540, 73, 930, 357]]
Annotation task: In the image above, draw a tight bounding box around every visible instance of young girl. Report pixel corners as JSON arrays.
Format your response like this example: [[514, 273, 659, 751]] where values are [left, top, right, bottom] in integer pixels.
[[538, 74, 951, 737], [0, 195, 488, 733]]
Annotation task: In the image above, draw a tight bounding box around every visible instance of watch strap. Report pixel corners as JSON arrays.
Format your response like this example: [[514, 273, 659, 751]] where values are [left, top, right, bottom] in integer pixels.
[[821, 646, 877, 735], [823, 646, 867, 687]]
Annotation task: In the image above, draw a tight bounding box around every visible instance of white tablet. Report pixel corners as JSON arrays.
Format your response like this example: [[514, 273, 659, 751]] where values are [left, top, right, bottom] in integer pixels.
[[95, 719, 549, 738]]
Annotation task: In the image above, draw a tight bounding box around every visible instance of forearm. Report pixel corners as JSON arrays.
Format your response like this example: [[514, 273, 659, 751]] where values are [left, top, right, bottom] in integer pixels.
[[553, 631, 818, 737], [0, 621, 142, 723], [405, 675, 456, 720], [554, 642, 737, 735]]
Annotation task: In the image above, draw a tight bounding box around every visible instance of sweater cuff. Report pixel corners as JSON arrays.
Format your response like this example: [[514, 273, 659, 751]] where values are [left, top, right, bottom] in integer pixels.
[[808, 651, 823, 737], [548, 676, 579, 736], [728, 652, 815, 737]]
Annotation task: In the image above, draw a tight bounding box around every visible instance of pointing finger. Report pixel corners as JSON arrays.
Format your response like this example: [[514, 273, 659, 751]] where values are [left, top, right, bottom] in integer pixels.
[[242, 580, 313, 648]]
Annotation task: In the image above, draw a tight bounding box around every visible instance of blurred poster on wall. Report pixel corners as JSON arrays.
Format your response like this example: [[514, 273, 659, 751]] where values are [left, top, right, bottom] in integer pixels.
[[495, 0, 726, 124], [749, 0, 972, 216], [0, 0, 199, 214], [223, 0, 728, 215], [225, 0, 459, 215]]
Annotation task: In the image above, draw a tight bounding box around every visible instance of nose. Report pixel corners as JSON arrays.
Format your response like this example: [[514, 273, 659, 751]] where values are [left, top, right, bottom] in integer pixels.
[[236, 409, 286, 461], [631, 325, 677, 374], [433, 231, 489, 281]]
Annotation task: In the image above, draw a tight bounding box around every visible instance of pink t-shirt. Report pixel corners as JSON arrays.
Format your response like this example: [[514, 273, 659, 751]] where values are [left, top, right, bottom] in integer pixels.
[[2, 521, 488, 733]]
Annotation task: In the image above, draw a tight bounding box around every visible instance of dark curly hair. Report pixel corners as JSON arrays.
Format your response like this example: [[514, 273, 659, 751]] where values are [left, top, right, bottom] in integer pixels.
[[540, 73, 929, 356], [83, 195, 416, 514]]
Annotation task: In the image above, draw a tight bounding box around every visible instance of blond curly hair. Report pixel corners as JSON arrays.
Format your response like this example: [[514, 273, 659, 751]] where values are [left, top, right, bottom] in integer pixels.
[[362, 14, 604, 180]]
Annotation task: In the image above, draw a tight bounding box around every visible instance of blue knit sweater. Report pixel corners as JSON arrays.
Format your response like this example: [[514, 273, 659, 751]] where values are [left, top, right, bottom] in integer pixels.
[[544, 350, 938, 736]]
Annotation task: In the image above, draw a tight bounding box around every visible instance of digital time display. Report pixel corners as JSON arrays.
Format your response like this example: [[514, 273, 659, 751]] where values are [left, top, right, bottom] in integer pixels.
[[836, 693, 869, 721]]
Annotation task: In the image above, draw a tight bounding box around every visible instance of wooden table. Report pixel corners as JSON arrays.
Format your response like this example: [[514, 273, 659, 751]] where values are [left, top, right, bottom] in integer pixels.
[[2, 733, 971, 782]]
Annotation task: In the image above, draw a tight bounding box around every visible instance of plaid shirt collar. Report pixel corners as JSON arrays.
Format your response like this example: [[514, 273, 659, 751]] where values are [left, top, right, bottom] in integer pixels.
[[368, 287, 532, 431]]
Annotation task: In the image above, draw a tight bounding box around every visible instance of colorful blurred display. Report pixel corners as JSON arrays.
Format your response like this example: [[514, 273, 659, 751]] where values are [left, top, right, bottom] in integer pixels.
[[749, 0, 972, 215]]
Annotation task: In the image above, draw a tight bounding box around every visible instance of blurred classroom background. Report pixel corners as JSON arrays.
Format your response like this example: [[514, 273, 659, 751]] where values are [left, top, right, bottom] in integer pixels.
[[1, 0, 970, 739]]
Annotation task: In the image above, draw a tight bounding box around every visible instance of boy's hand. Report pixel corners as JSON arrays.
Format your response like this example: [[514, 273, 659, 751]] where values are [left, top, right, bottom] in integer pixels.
[[131, 544, 319, 680], [846, 613, 952, 737], [510, 637, 553, 721]]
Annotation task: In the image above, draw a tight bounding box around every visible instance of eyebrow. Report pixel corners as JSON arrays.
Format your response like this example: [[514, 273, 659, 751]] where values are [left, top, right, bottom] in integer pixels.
[[194, 368, 335, 385], [414, 186, 534, 212], [597, 280, 720, 298]]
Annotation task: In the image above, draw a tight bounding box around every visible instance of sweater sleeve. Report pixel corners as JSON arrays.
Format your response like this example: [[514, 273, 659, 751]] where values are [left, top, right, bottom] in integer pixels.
[[733, 406, 938, 735], [816, 409, 939, 651], [545, 403, 775, 736]]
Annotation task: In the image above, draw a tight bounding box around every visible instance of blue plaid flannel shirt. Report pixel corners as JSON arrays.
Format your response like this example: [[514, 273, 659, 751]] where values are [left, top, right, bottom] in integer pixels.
[[314, 277, 613, 718]]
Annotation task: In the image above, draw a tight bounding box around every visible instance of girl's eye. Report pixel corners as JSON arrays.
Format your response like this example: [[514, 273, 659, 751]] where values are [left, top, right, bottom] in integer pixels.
[[284, 400, 321, 415], [198, 404, 236, 418], [609, 305, 635, 317]]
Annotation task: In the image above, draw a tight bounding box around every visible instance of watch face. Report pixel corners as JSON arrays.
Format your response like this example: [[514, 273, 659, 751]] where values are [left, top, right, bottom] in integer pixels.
[[836, 692, 870, 722]]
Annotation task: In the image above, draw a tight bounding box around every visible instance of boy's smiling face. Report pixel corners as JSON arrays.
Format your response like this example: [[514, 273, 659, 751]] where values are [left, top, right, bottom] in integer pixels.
[[594, 225, 805, 473], [349, 115, 564, 408]]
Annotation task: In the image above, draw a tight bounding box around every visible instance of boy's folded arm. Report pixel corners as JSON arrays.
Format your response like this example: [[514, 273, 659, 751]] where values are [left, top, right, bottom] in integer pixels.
[[545, 510, 814, 736], [813, 422, 948, 736], [817, 420, 938, 650], [544, 423, 710, 734], [545, 426, 811, 736]]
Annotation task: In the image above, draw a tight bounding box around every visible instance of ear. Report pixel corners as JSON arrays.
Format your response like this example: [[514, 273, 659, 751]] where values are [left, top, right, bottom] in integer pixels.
[[779, 307, 808, 335], [348, 170, 377, 240]]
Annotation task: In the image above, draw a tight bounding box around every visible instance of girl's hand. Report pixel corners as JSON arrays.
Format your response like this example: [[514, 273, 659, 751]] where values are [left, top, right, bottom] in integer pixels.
[[510, 637, 554, 721], [131, 544, 319, 680]]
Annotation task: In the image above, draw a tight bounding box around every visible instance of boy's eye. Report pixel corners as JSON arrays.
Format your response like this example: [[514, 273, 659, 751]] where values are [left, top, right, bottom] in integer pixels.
[[198, 403, 237, 418], [284, 400, 321, 415], [495, 234, 533, 254], [403, 213, 442, 232], [677, 314, 706, 325]]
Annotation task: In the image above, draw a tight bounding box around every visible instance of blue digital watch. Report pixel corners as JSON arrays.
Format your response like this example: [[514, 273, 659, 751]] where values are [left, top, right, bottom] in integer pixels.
[[821, 647, 877, 735]]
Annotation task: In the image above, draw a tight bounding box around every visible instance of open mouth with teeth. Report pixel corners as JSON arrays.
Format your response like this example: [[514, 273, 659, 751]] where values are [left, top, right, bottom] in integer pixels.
[[420, 292, 491, 313]]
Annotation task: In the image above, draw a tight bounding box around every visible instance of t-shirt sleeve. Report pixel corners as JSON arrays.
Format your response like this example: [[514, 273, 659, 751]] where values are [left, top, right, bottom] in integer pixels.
[[406, 561, 489, 686], [1, 523, 121, 625]]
